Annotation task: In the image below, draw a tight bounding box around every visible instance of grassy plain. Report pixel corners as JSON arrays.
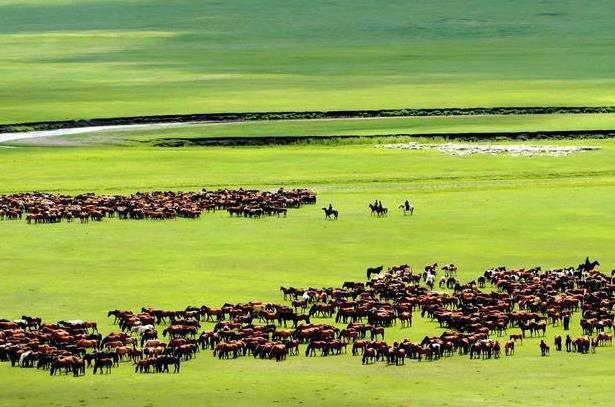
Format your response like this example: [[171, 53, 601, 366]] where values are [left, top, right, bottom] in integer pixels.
[[1, 139, 615, 406], [2, 0, 615, 123]]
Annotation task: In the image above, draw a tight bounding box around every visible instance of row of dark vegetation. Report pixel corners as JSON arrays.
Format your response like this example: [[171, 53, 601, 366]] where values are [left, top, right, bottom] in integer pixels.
[[152, 129, 615, 147], [2, 106, 615, 133]]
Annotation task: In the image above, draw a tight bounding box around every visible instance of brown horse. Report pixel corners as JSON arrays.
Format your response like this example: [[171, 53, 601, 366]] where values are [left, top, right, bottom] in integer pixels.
[[362, 347, 376, 364], [93, 358, 113, 374], [509, 334, 523, 343], [504, 340, 515, 356]]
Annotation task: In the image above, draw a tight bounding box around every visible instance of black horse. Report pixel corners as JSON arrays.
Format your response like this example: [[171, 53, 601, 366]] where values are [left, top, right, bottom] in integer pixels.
[[366, 265, 384, 279], [322, 207, 338, 220], [577, 257, 599, 273], [369, 203, 388, 216]]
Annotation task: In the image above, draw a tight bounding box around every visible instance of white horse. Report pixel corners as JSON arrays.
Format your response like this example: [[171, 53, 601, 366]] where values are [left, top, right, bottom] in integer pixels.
[[442, 264, 457, 278], [131, 324, 155, 336], [12, 319, 28, 328], [426, 273, 435, 290], [18, 350, 32, 367], [398, 203, 414, 216]]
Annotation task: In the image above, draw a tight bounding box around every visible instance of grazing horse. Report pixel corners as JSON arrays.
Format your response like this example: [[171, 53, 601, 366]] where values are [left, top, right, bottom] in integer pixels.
[[595, 333, 613, 347], [366, 265, 384, 279], [322, 207, 338, 220]]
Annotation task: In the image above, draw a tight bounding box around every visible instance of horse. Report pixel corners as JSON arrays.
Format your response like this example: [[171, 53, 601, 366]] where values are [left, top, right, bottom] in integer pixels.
[[539, 340, 550, 356], [362, 347, 376, 364], [441, 264, 457, 277], [425, 273, 435, 290], [366, 265, 384, 279], [305, 341, 328, 357], [504, 340, 515, 356], [565, 335, 573, 352], [398, 203, 414, 216], [424, 263, 438, 275], [509, 334, 523, 343], [554, 335, 562, 351], [368, 203, 388, 217], [322, 207, 338, 220], [93, 358, 113, 374], [577, 258, 600, 273]]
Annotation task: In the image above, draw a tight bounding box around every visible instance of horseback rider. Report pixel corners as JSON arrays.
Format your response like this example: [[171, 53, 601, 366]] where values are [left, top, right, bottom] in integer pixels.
[[328, 203, 333, 212], [378, 200, 383, 210], [404, 200, 410, 211]]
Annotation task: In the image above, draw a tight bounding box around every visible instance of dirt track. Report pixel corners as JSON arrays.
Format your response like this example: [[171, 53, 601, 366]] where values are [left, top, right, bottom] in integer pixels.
[[0, 122, 204, 143]]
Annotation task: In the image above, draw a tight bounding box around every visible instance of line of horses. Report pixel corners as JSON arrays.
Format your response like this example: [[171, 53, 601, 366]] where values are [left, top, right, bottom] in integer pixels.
[[0, 188, 316, 224], [322, 201, 415, 220], [1, 259, 613, 378]]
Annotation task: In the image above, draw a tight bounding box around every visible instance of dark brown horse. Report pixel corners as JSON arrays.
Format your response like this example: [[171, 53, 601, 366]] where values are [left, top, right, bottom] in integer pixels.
[[322, 207, 338, 220]]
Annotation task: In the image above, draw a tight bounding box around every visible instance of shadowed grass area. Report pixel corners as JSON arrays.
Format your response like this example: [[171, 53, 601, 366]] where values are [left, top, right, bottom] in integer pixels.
[[0, 139, 615, 405], [2, 0, 615, 122]]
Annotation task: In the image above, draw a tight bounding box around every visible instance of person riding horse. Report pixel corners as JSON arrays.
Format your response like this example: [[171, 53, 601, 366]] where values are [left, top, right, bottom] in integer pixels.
[[399, 199, 414, 215], [578, 256, 599, 273], [322, 204, 338, 220]]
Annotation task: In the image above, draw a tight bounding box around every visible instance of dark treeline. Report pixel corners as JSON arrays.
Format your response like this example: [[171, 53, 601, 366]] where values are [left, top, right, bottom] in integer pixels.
[[2, 106, 615, 133], [152, 129, 615, 147]]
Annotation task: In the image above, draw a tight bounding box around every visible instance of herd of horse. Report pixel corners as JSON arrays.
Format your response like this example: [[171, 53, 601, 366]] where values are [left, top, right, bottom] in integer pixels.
[[0, 188, 316, 224], [1, 259, 613, 377], [0, 191, 426, 223]]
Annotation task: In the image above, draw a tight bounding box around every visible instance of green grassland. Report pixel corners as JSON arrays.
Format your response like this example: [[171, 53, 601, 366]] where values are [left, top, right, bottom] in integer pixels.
[[2, 0, 615, 123], [1, 139, 615, 406]]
